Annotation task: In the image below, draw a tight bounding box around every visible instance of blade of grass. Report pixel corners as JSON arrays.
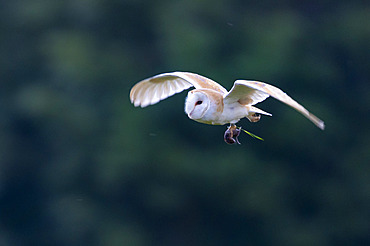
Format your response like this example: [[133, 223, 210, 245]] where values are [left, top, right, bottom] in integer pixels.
[[240, 128, 264, 141]]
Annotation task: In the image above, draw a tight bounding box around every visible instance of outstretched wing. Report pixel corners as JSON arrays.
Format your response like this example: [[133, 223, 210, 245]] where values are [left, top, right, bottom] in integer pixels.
[[130, 72, 227, 107], [224, 80, 325, 130]]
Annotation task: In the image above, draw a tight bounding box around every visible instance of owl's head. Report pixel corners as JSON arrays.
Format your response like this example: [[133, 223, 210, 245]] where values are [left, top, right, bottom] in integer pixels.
[[185, 90, 210, 120]]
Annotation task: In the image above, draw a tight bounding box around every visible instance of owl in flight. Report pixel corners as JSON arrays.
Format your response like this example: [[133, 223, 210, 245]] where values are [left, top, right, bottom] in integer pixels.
[[129, 72, 325, 144]]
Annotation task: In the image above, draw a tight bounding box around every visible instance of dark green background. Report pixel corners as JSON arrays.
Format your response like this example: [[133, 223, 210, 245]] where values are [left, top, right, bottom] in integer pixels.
[[1, 0, 369, 245]]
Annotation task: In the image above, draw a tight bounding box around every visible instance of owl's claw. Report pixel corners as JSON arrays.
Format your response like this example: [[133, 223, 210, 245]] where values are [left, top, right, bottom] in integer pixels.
[[224, 124, 241, 145]]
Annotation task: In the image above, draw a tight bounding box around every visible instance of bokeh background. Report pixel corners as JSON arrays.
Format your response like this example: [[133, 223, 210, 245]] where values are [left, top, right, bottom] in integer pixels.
[[1, 0, 369, 245]]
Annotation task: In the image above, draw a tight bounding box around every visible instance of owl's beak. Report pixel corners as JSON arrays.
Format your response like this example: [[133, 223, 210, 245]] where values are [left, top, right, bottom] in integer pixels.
[[187, 109, 195, 119]]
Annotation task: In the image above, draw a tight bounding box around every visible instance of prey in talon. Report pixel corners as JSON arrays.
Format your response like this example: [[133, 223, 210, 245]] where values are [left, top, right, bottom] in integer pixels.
[[224, 124, 241, 144], [224, 124, 265, 144]]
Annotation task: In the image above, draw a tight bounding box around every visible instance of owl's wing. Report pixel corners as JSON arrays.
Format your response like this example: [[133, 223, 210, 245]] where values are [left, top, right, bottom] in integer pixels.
[[130, 72, 227, 107], [224, 80, 325, 130]]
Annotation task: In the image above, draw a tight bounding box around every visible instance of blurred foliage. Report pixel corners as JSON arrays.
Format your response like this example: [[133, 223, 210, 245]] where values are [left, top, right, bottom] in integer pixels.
[[1, 0, 370, 245]]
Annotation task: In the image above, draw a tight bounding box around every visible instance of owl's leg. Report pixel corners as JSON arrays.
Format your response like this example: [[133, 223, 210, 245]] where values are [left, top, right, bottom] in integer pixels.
[[224, 124, 241, 145]]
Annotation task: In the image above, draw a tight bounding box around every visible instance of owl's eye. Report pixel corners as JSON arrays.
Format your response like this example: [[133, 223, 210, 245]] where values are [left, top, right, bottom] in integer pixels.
[[195, 100, 203, 105]]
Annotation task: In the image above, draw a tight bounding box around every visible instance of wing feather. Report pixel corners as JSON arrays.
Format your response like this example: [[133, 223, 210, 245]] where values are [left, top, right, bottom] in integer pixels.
[[225, 80, 325, 130], [130, 72, 227, 107]]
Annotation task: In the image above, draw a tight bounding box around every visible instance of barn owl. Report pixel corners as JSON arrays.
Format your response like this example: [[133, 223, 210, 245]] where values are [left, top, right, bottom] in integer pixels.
[[129, 72, 325, 144]]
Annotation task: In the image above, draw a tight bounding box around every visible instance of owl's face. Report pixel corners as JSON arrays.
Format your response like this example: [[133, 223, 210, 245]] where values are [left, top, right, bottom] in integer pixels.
[[185, 90, 210, 120]]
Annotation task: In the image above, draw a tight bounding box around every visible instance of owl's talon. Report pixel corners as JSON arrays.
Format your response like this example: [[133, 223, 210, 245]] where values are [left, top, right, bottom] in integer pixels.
[[247, 113, 261, 122]]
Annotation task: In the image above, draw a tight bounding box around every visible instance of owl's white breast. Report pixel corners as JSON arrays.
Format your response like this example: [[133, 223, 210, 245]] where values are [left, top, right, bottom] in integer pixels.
[[220, 103, 250, 124]]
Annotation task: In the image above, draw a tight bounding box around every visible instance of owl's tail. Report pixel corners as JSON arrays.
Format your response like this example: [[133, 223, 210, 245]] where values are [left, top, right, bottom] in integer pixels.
[[250, 106, 272, 116]]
